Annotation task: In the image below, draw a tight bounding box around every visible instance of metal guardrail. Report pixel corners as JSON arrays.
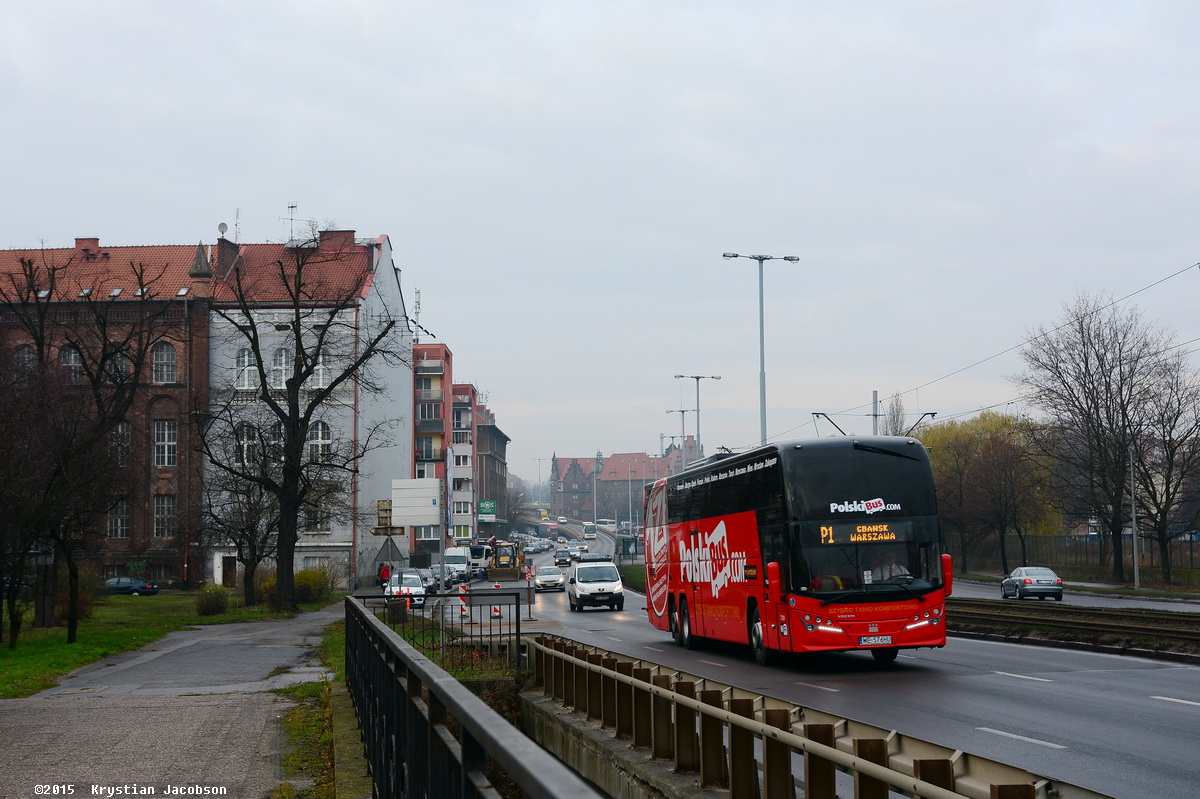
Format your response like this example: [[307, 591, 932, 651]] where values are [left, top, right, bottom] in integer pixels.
[[529, 635, 1115, 799], [344, 596, 604, 799]]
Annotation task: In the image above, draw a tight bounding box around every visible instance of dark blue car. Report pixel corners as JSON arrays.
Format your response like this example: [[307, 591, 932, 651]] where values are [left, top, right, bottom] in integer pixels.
[[104, 576, 159, 596]]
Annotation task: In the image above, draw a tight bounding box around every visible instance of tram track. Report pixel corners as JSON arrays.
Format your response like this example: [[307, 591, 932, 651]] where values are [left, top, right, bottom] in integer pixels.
[[946, 597, 1200, 655]]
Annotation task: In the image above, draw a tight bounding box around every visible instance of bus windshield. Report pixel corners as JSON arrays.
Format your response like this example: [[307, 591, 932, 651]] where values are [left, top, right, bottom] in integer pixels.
[[793, 516, 942, 597]]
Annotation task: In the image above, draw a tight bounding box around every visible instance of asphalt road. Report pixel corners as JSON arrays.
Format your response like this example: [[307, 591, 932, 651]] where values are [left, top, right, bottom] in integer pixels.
[[517, 534, 1200, 799], [0, 603, 341, 799]]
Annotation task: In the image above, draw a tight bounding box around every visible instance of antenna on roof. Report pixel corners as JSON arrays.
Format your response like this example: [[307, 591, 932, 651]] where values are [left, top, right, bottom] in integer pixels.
[[413, 289, 422, 343], [287, 203, 297, 240]]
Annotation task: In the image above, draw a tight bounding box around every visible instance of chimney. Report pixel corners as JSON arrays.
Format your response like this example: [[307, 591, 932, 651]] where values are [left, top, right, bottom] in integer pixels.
[[75, 237, 100, 255]]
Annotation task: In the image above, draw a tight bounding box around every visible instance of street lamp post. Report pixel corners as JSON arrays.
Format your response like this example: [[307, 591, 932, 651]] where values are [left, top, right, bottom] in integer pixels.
[[675, 374, 720, 460], [722, 252, 800, 446], [666, 408, 692, 471]]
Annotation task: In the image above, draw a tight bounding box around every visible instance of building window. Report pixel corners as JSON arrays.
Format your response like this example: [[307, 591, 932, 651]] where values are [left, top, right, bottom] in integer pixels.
[[236, 348, 255, 390], [416, 436, 434, 459], [61, 346, 83, 384], [153, 342, 177, 383], [418, 403, 441, 420], [308, 421, 332, 461], [453, 525, 471, 539], [454, 454, 470, 468], [14, 344, 35, 374], [110, 421, 131, 466], [453, 430, 471, 444], [154, 420, 177, 467], [108, 499, 129, 538], [414, 525, 440, 541], [234, 422, 256, 466], [453, 501, 472, 515], [415, 462, 433, 478], [311, 351, 330, 389], [154, 494, 177, 537], [305, 501, 330, 531], [271, 347, 289, 389], [452, 478, 470, 491], [107, 350, 130, 383]]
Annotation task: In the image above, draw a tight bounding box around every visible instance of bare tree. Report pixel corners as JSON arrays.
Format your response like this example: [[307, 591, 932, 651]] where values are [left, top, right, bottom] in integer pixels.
[[1015, 292, 1173, 582], [196, 424, 281, 606], [0, 254, 181, 643], [881, 393, 906, 436], [1130, 352, 1200, 583], [200, 230, 407, 611]]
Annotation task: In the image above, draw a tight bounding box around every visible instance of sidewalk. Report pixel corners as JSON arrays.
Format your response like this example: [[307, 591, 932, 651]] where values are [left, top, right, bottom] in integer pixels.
[[0, 604, 341, 799]]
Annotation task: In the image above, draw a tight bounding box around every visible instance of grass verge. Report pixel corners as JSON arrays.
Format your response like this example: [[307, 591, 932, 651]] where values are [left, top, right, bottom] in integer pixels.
[[270, 620, 345, 799], [0, 592, 335, 699]]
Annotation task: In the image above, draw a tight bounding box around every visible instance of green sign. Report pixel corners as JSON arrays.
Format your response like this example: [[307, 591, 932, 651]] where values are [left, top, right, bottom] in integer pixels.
[[479, 500, 497, 514]]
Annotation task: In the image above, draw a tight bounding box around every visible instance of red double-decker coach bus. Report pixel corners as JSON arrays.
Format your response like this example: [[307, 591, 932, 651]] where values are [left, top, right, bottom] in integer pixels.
[[644, 436, 952, 665]]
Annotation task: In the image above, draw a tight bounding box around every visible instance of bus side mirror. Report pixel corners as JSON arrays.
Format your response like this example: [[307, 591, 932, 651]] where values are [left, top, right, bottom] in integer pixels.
[[766, 561, 782, 601], [942, 553, 953, 597]]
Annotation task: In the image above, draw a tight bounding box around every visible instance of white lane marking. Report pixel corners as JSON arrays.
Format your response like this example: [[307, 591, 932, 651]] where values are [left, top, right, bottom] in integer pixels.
[[607, 636, 622, 642], [644, 646, 665, 653], [794, 682, 840, 693], [994, 671, 1053, 682], [976, 728, 1067, 749], [697, 659, 727, 668], [1152, 695, 1200, 708]]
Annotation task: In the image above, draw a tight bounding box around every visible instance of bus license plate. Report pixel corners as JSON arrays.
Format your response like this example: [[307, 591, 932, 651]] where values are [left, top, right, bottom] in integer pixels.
[[859, 635, 892, 646]]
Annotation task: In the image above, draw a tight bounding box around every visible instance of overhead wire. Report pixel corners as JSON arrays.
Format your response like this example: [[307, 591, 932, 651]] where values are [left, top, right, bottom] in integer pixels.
[[760, 260, 1200, 446]]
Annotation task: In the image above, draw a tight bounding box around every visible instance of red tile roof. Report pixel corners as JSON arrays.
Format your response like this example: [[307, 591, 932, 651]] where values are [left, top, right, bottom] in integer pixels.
[[0, 240, 204, 302], [0, 231, 375, 307], [210, 235, 373, 306]]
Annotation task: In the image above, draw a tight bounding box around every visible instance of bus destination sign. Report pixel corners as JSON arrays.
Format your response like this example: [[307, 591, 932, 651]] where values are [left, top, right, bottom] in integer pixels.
[[819, 520, 913, 546]]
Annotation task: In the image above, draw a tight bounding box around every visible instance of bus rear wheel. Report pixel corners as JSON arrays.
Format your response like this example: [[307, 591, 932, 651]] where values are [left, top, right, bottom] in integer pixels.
[[871, 647, 899, 664], [749, 607, 774, 666]]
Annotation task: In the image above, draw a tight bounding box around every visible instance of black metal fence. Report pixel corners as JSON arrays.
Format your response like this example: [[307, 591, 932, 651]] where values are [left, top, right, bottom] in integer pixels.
[[344, 595, 603, 799], [361, 587, 528, 677]]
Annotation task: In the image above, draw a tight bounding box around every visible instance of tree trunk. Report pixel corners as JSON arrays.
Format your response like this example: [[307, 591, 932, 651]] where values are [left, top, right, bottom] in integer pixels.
[[244, 561, 258, 606], [1158, 535, 1173, 584], [1108, 523, 1126, 582], [66, 558, 80, 644]]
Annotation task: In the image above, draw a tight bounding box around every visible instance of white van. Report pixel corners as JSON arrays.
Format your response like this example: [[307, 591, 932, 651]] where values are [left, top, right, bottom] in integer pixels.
[[442, 547, 470, 580], [567, 561, 624, 611]]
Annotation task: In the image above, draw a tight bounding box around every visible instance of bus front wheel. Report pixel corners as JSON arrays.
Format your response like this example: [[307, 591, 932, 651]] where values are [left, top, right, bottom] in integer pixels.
[[677, 598, 694, 649], [749, 607, 774, 666]]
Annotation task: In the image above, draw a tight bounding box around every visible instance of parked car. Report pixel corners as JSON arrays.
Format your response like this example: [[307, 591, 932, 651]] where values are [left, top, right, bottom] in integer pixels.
[[104, 576, 159, 596], [553, 549, 572, 567], [430, 564, 463, 588], [533, 565, 566, 592], [568, 562, 624, 611], [1001, 566, 1064, 601], [416, 568, 438, 592], [384, 570, 426, 607]]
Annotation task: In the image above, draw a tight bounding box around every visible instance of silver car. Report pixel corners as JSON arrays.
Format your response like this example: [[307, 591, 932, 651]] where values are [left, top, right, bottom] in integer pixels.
[[384, 570, 427, 607], [1001, 566, 1063, 601], [533, 565, 566, 592]]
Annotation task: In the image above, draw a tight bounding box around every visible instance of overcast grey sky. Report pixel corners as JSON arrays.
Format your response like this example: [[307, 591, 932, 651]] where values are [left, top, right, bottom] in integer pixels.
[[5, 1, 1200, 484]]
